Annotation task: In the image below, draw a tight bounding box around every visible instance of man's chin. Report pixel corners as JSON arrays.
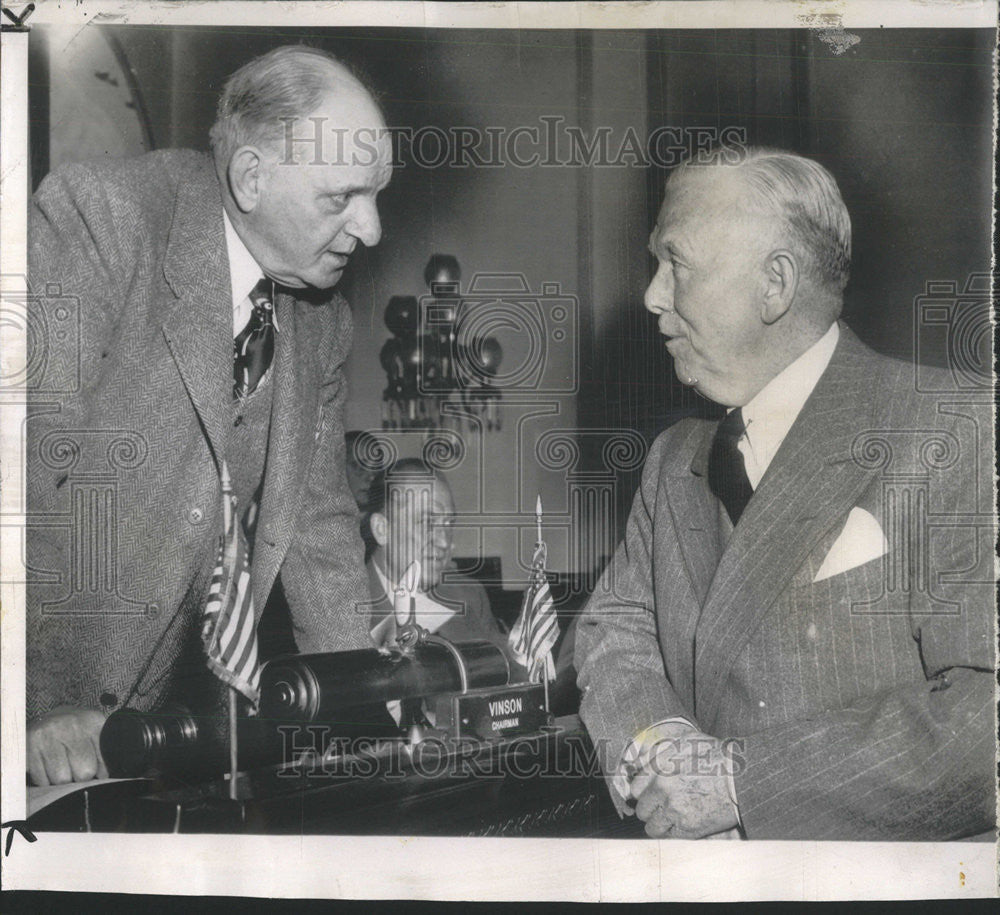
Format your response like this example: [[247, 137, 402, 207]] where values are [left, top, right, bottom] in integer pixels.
[[270, 268, 343, 292], [420, 567, 445, 592], [302, 269, 343, 291], [673, 363, 700, 388]]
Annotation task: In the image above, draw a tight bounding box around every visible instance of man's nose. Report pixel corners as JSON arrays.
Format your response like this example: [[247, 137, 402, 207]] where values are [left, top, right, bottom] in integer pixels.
[[644, 265, 674, 317], [431, 525, 449, 549], [644, 282, 668, 315], [347, 197, 382, 248]]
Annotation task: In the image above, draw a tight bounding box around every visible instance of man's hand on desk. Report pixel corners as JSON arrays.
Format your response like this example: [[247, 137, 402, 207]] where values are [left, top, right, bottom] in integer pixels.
[[27, 706, 108, 786], [625, 722, 740, 839]]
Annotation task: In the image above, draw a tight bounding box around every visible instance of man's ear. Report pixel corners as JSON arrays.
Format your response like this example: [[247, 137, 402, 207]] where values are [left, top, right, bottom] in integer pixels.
[[227, 146, 268, 214], [370, 512, 390, 547], [761, 249, 798, 325]]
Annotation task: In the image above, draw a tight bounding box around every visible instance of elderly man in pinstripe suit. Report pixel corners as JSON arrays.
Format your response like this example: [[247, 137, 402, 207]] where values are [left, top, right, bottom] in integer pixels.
[[575, 149, 995, 840]]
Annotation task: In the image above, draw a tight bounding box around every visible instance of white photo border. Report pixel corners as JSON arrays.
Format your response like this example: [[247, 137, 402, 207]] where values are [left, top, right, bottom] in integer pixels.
[[1, 0, 996, 901]]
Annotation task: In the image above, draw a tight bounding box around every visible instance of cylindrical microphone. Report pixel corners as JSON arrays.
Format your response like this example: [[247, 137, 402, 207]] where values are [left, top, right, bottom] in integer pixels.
[[101, 642, 509, 778], [259, 641, 508, 723], [100, 703, 213, 778]]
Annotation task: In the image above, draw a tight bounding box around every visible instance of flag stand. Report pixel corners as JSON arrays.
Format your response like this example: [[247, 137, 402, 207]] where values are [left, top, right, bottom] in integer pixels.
[[536, 495, 551, 714], [508, 495, 558, 709], [205, 461, 259, 804], [228, 686, 238, 800]]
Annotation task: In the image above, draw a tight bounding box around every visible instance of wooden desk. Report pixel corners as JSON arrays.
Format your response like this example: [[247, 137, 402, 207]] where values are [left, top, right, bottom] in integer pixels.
[[28, 716, 644, 838]]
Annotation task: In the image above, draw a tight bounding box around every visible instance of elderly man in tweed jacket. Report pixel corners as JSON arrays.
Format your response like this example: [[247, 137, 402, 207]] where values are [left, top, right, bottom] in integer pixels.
[[575, 149, 995, 840], [26, 46, 392, 785]]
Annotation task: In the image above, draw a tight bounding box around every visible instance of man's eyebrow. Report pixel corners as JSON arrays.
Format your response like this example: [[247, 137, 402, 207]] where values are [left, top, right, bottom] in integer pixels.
[[322, 171, 392, 197], [648, 233, 673, 257], [655, 235, 689, 262], [323, 183, 365, 196]]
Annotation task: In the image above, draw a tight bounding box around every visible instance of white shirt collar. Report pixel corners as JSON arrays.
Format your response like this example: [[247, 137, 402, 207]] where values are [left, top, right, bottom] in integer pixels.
[[737, 322, 839, 489], [223, 208, 266, 335], [372, 557, 455, 632]]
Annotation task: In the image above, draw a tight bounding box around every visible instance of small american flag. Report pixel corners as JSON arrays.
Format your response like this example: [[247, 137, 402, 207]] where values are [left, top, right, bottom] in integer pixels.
[[509, 540, 558, 683], [201, 462, 261, 704]]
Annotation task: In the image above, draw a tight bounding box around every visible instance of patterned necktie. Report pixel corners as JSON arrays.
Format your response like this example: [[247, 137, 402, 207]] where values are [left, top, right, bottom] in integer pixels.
[[707, 407, 754, 526], [233, 278, 276, 398]]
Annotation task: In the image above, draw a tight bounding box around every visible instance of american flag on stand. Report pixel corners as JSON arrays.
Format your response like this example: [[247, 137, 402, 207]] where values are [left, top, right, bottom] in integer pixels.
[[509, 497, 558, 683], [201, 461, 261, 705]]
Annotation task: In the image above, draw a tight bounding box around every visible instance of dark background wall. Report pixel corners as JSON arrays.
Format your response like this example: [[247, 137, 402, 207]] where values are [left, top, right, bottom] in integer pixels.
[[30, 25, 995, 580]]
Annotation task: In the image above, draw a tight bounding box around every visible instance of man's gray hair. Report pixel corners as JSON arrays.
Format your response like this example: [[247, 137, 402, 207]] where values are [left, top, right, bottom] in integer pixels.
[[671, 147, 852, 294], [209, 44, 380, 166]]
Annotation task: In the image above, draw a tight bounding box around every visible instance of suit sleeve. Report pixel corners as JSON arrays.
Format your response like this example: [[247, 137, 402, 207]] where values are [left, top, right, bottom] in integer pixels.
[[574, 432, 696, 787], [279, 298, 372, 654], [734, 518, 996, 840], [26, 167, 129, 716]]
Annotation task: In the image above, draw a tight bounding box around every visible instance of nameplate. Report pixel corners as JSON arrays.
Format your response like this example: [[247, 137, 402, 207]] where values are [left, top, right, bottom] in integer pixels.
[[432, 683, 550, 740]]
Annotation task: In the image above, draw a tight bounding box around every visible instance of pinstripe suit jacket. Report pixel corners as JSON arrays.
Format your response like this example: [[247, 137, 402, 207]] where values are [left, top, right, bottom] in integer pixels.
[[26, 150, 371, 720], [575, 326, 996, 839]]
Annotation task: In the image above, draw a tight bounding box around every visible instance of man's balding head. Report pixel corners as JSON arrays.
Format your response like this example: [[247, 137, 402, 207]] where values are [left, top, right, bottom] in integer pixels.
[[667, 148, 851, 309], [209, 45, 382, 167], [645, 148, 851, 406], [211, 45, 392, 290]]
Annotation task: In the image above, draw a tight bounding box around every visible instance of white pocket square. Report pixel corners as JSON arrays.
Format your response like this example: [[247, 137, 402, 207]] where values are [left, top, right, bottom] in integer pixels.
[[813, 507, 887, 583]]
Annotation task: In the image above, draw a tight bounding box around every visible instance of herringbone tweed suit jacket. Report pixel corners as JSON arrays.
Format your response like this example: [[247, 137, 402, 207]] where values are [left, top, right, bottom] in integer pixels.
[[575, 326, 995, 840], [27, 150, 371, 720]]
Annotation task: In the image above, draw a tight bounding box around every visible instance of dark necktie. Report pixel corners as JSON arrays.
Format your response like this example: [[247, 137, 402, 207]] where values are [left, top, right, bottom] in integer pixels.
[[707, 408, 754, 526], [233, 278, 275, 398]]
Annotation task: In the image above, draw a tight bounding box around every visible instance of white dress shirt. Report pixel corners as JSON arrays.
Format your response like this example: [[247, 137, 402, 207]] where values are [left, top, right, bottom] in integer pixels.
[[223, 209, 266, 337], [372, 560, 456, 635], [736, 322, 839, 488], [372, 559, 454, 727]]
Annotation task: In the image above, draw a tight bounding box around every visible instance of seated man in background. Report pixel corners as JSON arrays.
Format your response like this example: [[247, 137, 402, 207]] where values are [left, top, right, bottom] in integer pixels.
[[365, 458, 524, 681]]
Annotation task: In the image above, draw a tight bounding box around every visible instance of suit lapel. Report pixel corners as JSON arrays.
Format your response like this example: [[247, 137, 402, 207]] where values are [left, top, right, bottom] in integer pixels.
[[159, 160, 231, 466], [693, 328, 881, 729], [252, 292, 318, 606], [155, 159, 323, 613], [666, 429, 725, 608]]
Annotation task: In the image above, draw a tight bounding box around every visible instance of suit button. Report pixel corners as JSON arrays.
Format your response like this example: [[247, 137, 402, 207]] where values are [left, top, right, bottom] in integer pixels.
[[100, 692, 118, 710], [187, 507, 204, 524], [234, 415, 243, 427]]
